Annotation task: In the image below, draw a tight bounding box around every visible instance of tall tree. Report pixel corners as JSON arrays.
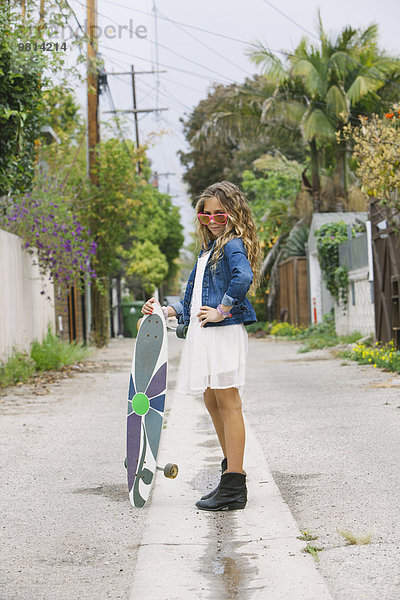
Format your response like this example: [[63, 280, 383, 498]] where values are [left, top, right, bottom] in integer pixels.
[[247, 18, 400, 209], [179, 76, 306, 203]]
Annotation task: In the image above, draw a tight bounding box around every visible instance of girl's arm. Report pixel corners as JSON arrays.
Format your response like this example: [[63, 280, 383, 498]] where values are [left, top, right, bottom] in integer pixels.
[[141, 297, 178, 317], [221, 239, 253, 306]]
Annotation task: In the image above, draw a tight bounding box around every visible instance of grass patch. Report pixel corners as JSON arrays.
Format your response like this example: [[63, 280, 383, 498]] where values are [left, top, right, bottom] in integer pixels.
[[0, 329, 92, 388], [31, 328, 90, 371], [0, 351, 36, 388], [337, 528, 373, 545]]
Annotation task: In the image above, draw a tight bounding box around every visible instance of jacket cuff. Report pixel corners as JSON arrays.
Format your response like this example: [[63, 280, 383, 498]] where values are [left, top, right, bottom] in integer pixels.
[[171, 300, 184, 316], [220, 293, 236, 307]]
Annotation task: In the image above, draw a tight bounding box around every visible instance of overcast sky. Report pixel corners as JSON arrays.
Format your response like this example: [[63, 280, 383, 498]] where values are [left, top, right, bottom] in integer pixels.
[[65, 0, 400, 240]]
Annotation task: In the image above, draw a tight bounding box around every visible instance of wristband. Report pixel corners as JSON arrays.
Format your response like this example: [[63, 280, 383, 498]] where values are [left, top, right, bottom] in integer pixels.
[[217, 304, 232, 318]]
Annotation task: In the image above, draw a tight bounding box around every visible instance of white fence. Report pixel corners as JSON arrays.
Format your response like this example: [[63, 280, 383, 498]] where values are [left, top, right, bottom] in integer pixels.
[[334, 266, 375, 337], [0, 229, 55, 361]]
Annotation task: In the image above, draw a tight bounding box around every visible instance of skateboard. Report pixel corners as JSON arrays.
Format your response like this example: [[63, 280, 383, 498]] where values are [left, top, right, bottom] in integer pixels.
[[126, 302, 178, 507]]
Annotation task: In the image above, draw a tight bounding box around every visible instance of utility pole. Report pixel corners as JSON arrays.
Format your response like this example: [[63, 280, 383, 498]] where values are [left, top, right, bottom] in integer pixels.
[[106, 69, 167, 144], [105, 67, 167, 173], [87, 0, 99, 187], [131, 65, 140, 151], [85, 0, 100, 344]]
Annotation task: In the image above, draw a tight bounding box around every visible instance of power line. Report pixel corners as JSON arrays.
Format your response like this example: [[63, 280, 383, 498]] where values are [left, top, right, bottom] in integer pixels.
[[102, 55, 192, 113], [94, 0, 251, 45], [104, 52, 205, 94], [155, 7, 253, 78], [104, 81, 135, 160], [70, 0, 235, 84], [260, 0, 317, 40], [100, 43, 233, 83], [259, 0, 400, 91]]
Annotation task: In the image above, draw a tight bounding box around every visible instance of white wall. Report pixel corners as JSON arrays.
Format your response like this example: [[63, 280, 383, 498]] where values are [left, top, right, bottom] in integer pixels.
[[0, 229, 55, 361], [334, 266, 375, 337]]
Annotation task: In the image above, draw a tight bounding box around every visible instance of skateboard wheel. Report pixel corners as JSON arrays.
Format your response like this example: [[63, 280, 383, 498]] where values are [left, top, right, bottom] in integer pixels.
[[124, 457, 127, 469], [176, 324, 188, 339], [164, 463, 178, 479]]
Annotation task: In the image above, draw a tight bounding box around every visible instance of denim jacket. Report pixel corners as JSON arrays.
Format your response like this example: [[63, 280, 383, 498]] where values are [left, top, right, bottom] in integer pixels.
[[171, 237, 257, 328]]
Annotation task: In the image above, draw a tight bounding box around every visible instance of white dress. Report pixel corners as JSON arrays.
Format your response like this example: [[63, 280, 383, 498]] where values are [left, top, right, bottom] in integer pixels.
[[175, 250, 248, 396]]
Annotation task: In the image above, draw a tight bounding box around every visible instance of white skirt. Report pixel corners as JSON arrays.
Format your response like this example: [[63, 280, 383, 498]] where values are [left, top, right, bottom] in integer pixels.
[[175, 318, 248, 396]]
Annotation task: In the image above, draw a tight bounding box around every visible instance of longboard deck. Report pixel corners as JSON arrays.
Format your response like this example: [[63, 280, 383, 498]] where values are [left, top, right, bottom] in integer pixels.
[[126, 303, 168, 507]]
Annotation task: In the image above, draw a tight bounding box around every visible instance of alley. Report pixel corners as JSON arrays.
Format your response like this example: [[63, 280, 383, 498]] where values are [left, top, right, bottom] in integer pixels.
[[1, 335, 399, 599]]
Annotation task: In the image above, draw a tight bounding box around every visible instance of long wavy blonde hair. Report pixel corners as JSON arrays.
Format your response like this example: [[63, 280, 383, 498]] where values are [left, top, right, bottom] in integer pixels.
[[195, 181, 261, 293]]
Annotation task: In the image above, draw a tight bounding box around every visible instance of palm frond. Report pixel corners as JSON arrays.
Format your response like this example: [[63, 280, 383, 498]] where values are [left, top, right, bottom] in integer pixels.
[[260, 235, 285, 278], [301, 108, 336, 142], [281, 221, 309, 258], [325, 84, 349, 118], [260, 95, 305, 125], [328, 50, 357, 75], [253, 152, 303, 179], [291, 58, 322, 96], [246, 41, 288, 83], [346, 75, 380, 104]]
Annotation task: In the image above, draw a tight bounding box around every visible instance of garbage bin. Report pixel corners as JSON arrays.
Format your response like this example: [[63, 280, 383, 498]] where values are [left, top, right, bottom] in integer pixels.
[[121, 302, 143, 338]]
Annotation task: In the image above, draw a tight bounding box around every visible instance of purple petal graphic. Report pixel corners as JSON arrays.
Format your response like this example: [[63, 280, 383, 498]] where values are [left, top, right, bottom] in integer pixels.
[[128, 373, 136, 400], [127, 412, 141, 492], [145, 362, 167, 399]]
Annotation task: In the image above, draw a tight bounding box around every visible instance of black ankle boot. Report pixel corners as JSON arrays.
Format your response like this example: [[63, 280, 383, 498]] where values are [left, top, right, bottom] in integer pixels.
[[196, 472, 247, 511], [200, 457, 227, 501]]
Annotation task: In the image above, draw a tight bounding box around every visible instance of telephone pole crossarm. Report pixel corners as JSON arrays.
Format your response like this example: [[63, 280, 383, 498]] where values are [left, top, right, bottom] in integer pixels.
[[104, 108, 168, 114]]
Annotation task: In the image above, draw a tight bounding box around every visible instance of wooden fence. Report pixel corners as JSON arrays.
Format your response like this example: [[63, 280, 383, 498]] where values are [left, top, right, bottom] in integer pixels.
[[369, 198, 400, 346], [278, 257, 310, 326]]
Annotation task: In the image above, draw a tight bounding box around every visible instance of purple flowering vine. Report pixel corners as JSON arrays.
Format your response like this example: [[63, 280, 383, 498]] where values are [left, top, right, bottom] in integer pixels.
[[0, 188, 97, 289]]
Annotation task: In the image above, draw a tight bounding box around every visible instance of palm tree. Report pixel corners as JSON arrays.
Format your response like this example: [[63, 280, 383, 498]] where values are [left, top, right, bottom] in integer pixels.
[[247, 19, 400, 210]]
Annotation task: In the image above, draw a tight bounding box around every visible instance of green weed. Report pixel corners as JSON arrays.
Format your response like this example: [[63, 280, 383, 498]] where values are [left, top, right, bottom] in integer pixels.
[[31, 328, 90, 371], [0, 351, 36, 388], [302, 544, 324, 561]]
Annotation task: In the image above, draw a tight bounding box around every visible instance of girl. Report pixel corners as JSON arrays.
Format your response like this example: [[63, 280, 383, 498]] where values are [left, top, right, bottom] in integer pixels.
[[141, 181, 260, 511]]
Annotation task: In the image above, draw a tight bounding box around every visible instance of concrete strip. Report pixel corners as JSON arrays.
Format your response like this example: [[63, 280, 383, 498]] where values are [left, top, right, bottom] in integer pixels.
[[130, 387, 333, 599]]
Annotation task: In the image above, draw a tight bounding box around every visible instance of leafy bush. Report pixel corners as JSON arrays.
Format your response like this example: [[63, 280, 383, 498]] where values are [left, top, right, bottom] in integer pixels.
[[30, 328, 90, 371], [271, 322, 304, 337], [245, 321, 267, 333]]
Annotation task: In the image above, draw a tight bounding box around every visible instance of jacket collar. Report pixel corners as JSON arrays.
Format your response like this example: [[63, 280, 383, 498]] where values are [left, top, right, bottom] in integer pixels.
[[200, 239, 216, 257]]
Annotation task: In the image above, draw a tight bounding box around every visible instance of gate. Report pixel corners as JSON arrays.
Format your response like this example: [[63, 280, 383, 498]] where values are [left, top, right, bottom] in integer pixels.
[[278, 257, 310, 326], [369, 198, 400, 346]]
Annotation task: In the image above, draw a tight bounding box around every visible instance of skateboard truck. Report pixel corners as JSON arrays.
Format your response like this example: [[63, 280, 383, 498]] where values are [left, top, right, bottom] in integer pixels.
[[124, 458, 178, 479], [167, 323, 188, 339]]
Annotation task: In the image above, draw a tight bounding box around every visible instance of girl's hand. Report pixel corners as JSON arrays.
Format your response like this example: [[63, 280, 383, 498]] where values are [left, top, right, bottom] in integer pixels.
[[197, 305, 227, 328], [141, 297, 158, 315]]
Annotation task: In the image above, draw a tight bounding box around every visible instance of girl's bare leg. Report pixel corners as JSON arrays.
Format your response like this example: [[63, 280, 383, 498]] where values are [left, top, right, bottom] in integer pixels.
[[203, 387, 227, 458], [214, 387, 245, 474]]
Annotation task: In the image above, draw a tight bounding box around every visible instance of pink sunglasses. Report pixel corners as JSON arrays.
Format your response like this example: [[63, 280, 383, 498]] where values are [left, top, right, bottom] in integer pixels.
[[197, 213, 229, 226]]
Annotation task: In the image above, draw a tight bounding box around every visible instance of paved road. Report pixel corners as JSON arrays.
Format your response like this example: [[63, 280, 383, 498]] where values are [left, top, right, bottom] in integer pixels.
[[244, 337, 400, 600], [1, 335, 399, 599]]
